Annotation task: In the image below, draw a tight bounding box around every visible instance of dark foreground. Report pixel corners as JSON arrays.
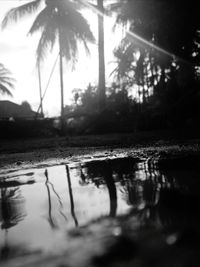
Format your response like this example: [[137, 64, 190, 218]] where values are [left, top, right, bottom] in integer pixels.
[[0, 133, 200, 266]]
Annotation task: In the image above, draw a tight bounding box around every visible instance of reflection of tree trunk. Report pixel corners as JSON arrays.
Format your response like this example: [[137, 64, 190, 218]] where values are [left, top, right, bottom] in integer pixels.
[[97, 0, 106, 110], [44, 169, 56, 229], [66, 165, 78, 227], [1, 230, 9, 260], [1, 187, 8, 222], [104, 164, 117, 217], [49, 181, 68, 222]]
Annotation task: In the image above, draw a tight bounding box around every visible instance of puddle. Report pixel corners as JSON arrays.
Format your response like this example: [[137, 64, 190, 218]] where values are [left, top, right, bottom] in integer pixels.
[[1, 156, 200, 262]]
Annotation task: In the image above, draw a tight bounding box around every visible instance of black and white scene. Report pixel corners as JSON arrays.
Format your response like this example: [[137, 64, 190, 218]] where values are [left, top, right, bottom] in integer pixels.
[[0, 0, 200, 266]]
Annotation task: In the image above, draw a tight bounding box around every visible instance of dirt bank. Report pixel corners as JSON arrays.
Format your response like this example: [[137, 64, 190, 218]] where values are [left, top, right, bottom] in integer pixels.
[[0, 133, 200, 171]]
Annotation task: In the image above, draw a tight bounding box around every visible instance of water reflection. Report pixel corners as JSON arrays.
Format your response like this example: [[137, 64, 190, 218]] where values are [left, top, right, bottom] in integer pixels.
[[45, 168, 68, 230], [80, 158, 140, 217], [0, 183, 26, 260], [0, 157, 200, 262], [44, 169, 56, 229], [66, 165, 78, 227], [0, 186, 26, 229], [82, 160, 117, 217], [80, 158, 200, 231]]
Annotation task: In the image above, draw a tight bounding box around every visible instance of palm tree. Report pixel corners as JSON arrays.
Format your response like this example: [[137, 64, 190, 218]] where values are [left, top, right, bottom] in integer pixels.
[[0, 63, 15, 97], [97, 0, 106, 110], [2, 0, 94, 128], [82, 0, 106, 110], [95, 0, 107, 109]]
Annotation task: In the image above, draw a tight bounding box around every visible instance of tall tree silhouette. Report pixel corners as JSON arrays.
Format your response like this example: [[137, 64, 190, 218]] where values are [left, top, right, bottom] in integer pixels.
[[97, 0, 106, 110], [82, 0, 106, 110], [0, 63, 15, 97], [110, 1, 200, 102], [111, 0, 200, 65], [2, 0, 94, 128]]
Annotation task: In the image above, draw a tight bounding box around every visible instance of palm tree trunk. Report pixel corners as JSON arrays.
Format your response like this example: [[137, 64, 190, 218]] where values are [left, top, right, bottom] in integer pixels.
[[139, 51, 146, 104], [149, 53, 155, 93], [97, 0, 106, 110], [59, 31, 65, 132], [37, 61, 44, 117]]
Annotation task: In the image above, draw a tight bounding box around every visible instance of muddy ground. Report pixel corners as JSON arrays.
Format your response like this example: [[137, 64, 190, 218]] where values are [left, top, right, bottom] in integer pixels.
[[1, 132, 200, 267], [0, 131, 200, 170]]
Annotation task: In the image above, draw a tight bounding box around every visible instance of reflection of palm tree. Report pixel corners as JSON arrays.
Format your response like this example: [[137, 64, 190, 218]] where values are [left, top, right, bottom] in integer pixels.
[[0, 186, 25, 229], [0, 230, 25, 261], [66, 165, 78, 227], [104, 164, 117, 217], [120, 180, 139, 206], [44, 169, 56, 229], [0, 230, 9, 260], [0, 184, 26, 260], [84, 161, 117, 217], [0, 63, 15, 97], [79, 165, 89, 186], [2, 0, 95, 128]]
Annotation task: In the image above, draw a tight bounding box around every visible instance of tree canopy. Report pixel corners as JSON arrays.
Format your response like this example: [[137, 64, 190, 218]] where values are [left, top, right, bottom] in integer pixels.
[[2, 0, 95, 64]]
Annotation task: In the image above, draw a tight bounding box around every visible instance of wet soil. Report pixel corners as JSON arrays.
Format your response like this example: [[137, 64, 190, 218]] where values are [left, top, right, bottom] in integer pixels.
[[0, 133, 200, 171]]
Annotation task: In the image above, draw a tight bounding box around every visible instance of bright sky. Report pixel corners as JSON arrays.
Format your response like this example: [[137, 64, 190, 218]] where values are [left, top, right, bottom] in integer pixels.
[[0, 0, 122, 117]]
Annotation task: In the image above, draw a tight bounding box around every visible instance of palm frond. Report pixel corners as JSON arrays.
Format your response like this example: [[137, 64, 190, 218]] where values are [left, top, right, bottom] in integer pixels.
[[0, 63, 12, 74], [0, 64, 15, 96], [2, 0, 95, 73], [1, 0, 43, 29], [56, 3, 95, 62], [107, 0, 133, 26], [0, 78, 15, 89], [28, 6, 50, 34], [35, 1, 95, 63], [36, 23, 58, 63], [81, 39, 91, 56], [0, 84, 13, 97], [60, 29, 78, 64], [57, 1, 95, 43]]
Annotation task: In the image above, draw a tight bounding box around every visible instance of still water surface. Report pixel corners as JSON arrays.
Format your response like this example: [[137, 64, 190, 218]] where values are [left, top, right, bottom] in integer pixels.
[[0, 157, 200, 261]]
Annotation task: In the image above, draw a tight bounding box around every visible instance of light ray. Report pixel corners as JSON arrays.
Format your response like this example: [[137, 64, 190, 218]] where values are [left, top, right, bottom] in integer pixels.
[[79, 0, 189, 65], [126, 30, 175, 59]]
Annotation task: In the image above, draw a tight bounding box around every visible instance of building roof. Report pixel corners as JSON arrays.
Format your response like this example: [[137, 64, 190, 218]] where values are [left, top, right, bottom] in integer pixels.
[[0, 100, 38, 119]]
